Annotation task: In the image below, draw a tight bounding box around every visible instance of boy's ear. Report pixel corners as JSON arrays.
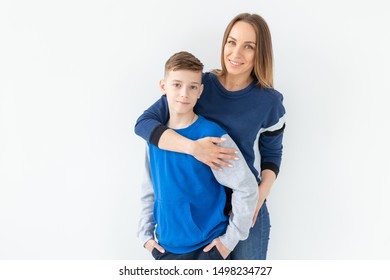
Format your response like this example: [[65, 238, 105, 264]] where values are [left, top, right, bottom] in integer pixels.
[[159, 79, 166, 95], [198, 84, 204, 99]]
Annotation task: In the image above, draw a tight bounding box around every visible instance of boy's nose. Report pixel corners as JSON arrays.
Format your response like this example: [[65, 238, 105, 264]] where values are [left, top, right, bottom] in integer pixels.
[[180, 88, 189, 97]]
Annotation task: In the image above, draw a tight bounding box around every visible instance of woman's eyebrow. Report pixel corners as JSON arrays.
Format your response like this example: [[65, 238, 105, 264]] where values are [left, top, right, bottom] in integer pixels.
[[228, 35, 256, 45]]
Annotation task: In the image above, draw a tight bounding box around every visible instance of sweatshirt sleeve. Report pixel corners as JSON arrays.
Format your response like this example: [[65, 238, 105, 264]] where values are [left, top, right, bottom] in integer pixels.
[[134, 95, 170, 146], [137, 145, 156, 246], [259, 92, 286, 177], [211, 135, 259, 251]]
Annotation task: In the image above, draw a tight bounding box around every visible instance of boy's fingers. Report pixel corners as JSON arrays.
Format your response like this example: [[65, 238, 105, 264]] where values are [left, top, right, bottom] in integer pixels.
[[154, 244, 165, 253], [203, 242, 215, 252]]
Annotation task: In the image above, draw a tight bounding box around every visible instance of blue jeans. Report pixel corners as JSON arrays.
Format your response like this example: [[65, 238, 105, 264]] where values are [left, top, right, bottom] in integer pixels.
[[152, 245, 228, 260], [230, 201, 271, 260]]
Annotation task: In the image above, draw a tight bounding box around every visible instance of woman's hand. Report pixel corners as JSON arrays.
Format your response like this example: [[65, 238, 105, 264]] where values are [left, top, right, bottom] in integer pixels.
[[144, 239, 165, 254], [203, 238, 231, 259], [190, 137, 238, 171]]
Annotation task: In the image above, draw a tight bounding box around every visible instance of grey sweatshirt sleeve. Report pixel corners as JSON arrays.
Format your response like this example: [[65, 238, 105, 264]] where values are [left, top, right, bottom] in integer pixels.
[[137, 146, 156, 246], [212, 134, 259, 251]]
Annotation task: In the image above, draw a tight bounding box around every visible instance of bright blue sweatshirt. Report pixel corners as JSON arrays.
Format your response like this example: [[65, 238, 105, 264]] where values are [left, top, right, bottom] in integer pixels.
[[148, 116, 229, 253], [135, 72, 286, 181]]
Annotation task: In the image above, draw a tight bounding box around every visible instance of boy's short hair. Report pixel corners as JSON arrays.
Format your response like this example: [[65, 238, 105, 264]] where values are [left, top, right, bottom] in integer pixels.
[[164, 51, 204, 77]]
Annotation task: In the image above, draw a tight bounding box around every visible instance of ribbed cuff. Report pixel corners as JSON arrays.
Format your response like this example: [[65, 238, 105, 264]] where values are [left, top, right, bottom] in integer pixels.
[[261, 162, 280, 177], [150, 124, 169, 147], [263, 123, 285, 136]]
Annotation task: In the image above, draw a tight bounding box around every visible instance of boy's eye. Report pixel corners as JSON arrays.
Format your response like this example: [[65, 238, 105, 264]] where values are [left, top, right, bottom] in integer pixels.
[[190, 85, 198, 90], [173, 83, 181, 88]]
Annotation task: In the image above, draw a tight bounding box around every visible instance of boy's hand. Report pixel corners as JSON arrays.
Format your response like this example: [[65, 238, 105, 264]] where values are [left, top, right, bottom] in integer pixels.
[[203, 238, 231, 259], [144, 239, 165, 254], [191, 137, 238, 171]]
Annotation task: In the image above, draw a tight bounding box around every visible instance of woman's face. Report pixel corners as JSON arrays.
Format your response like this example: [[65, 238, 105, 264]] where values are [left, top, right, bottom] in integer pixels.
[[223, 21, 256, 78]]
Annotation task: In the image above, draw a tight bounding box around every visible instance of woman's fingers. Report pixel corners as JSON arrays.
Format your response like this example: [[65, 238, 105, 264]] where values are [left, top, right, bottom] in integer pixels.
[[193, 137, 239, 170], [252, 207, 260, 227]]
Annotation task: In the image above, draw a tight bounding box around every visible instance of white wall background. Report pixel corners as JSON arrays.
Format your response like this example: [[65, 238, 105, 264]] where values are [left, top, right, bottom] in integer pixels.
[[1, 0, 389, 260]]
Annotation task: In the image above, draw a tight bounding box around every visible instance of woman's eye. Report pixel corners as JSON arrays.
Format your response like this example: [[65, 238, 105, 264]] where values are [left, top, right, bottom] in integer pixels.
[[245, 44, 254, 49], [227, 40, 236, 45]]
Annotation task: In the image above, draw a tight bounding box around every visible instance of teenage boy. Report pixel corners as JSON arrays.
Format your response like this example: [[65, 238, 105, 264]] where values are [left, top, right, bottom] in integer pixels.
[[137, 51, 258, 260]]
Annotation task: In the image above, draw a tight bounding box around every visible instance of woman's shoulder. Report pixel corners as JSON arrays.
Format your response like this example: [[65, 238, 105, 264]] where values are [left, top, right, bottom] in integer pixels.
[[202, 71, 215, 82], [250, 87, 285, 119], [255, 86, 284, 104]]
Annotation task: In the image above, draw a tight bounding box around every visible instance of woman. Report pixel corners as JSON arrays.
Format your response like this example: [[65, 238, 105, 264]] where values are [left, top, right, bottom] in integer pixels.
[[135, 13, 286, 260]]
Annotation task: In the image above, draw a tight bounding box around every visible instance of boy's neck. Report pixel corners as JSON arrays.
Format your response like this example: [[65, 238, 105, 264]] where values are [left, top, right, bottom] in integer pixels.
[[167, 112, 198, 129]]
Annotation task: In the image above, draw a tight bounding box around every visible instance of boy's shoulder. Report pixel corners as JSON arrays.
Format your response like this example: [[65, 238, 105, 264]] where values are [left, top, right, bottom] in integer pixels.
[[197, 115, 227, 137]]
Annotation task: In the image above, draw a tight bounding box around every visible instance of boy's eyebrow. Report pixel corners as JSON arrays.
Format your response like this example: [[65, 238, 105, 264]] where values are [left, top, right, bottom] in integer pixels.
[[228, 35, 256, 45], [171, 79, 201, 85]]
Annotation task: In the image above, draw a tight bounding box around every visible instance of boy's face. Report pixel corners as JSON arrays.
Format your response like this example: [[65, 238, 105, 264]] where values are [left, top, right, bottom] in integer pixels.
[[160, 69, 203, 115]]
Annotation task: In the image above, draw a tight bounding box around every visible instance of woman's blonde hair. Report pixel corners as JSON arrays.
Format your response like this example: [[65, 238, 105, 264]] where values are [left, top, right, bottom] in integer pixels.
[[215, 13, 274, 88]]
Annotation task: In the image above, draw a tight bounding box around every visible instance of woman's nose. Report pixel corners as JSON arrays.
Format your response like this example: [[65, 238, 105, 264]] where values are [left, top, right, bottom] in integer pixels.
[[232, 45, 242, 57]]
